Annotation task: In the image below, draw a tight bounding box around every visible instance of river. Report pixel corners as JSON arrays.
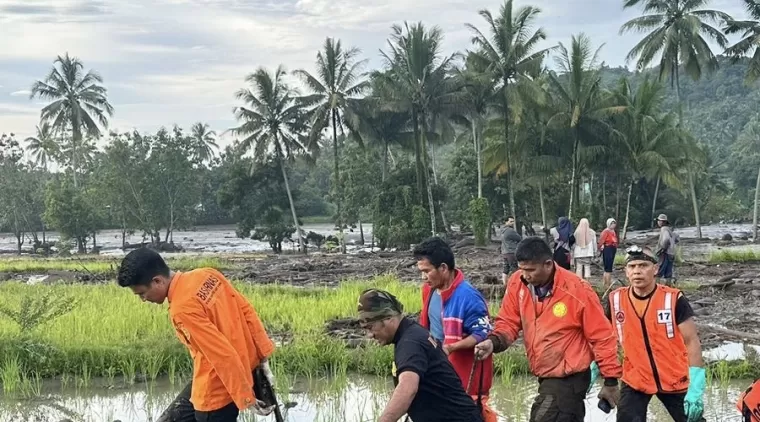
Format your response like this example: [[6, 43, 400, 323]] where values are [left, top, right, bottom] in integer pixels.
[[0, 224, 375, 256], [0, 375, 749, 422]]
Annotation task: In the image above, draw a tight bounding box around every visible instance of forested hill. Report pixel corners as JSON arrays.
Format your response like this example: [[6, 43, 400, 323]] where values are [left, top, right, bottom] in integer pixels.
[[600, 56, 759, 155]]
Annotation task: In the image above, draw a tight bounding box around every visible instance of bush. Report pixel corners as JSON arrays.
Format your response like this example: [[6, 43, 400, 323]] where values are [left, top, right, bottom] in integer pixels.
[[469, 197, 491, 246]]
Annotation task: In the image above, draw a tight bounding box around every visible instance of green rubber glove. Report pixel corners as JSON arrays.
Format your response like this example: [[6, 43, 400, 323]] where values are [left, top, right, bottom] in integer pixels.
[[587, 361, 600, 394], [684, 366, 706, 422]]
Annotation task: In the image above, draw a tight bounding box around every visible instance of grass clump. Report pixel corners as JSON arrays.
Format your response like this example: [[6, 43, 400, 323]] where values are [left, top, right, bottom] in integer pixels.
[[708, 249, 760, 264]]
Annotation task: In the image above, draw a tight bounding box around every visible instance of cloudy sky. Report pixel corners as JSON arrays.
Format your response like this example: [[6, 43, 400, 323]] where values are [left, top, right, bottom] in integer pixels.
[[0, 0, 749, 145]]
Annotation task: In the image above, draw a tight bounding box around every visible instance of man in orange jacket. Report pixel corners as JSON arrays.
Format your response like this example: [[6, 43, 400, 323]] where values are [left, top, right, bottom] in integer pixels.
[[474, 237, 622, 421], [117, 248, 276, 421], [603, 246, 705, 422], [737, 378, 760, 421]]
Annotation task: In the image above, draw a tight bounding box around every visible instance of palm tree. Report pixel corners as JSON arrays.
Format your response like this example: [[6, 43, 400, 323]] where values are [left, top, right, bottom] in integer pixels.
[[30, 53, 114, 187], [294, 38, 368, 251], [466, 0, 550, 228], [452, 54, 497, 199], [377, 22, 457, 235], [611, 77, 679, 240], [228, 66, 310, 253], [724, 0, 760, 84], [734, 117, 760, 241], [621, 0, 731, 238], [343, 89, 411, 182], [190, 122, 219, 163], [24, 122, 60, 170], [547, 34, 621, 220]]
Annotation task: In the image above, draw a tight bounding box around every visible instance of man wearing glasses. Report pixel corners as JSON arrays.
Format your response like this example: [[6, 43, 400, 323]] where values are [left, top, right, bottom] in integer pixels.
[[600, 246, 705, 422], [357, 289, 484, 422]]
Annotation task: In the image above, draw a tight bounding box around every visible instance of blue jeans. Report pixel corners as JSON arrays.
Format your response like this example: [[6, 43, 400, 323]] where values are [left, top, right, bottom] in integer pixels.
[[657, 253, 674, 279]]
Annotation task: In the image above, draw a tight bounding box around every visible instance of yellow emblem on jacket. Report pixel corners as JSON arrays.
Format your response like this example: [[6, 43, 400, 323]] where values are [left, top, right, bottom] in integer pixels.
[[553, 302, 568, 318]]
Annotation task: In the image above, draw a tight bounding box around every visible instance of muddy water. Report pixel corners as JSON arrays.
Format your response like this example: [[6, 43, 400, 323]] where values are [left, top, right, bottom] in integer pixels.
[[0, 375, 748, 422], [0, 224, 375, 255]]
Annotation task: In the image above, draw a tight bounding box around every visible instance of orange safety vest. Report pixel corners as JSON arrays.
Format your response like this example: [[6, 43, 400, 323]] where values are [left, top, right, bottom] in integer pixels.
[[609, 285, 689, 394], [737, 379, 760, 421]]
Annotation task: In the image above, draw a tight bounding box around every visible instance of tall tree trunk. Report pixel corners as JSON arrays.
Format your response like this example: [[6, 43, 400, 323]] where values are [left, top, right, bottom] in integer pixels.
[[615, 172, 621, 223], [331, 109, 345, 253], [539, 181, 547, 228], [753, 164, 760, 242], [421, 117, 436, 235], [276, 143, 305, 254], [412, 109, 424, 203], [430, 143, 449, 232], [602, 171, 607, 217], [651, 176, 661, 228], [92, 232, 97, 251], [688, 169, 702, 238], [502, 81, 518, 232], [473, 119, 483, 198], [622, 178, 634, 241], [359, 219, 365, 245], [568, 134, 580, 220], [42, 224, 46, 244], [382, 139, 388, 183]]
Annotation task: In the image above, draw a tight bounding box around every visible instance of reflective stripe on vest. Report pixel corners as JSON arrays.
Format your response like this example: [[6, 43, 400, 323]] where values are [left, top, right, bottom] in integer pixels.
[[662, 292, 675, 339], [612, 290, 623, 343]]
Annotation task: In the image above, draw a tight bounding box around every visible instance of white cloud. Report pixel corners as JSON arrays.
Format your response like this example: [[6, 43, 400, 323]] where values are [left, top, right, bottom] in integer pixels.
[[0, 0, 753, 143], [9, 90, 30, 97]]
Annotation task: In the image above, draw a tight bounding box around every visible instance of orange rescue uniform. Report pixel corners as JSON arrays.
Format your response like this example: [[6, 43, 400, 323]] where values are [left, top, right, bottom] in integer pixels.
[[609, 285, 689, 394], [168, 268, 275, 411], [737, 378, 760, 421], [492, 265, 622, 379]]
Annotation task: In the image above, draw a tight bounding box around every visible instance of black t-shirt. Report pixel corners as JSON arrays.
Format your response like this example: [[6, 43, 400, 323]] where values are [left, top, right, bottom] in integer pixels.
[[604, 289, 695, 325], [392, 317, 483, 422]]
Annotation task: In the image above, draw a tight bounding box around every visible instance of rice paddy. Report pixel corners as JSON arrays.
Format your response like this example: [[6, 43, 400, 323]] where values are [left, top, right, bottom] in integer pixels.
[[0, 270, 756, 398]]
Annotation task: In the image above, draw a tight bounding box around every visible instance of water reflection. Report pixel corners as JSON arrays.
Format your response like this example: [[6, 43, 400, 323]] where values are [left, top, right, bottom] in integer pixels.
[[0, 375, 748, 422]]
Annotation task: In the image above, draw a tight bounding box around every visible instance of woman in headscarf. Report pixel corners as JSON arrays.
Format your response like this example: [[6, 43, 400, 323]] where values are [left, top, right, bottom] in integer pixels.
[[549, 217, 575, 270], [572, 218, 596, 279], [597, 218, 618, 288]]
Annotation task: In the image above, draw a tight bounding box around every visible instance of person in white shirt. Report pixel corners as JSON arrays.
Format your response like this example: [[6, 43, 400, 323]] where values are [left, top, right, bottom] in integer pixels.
[[573, 218, 597, 279]]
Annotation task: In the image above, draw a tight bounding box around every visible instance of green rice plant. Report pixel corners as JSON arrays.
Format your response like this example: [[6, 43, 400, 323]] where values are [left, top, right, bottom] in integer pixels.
[[708, 249, 760, 264], [119, 355, 137, 385], [144, 353, 166, 381], [0, 355, 22, 394], [19, 370, 42, 398]]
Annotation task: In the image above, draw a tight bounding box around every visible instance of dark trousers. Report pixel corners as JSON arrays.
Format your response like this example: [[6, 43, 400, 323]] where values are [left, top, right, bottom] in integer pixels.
[[617, 382, 704, 422], [503, 253, 518, 275], [157, 381, 239, 422], [657, 253, 675, 279], [530, 370, 590, 422], [195, 402, 239, 422]]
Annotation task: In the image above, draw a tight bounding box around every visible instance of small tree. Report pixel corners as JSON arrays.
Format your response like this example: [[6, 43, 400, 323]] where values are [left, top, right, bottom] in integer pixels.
[[0, 290, 78, 334], [469, 197, 491, 246]]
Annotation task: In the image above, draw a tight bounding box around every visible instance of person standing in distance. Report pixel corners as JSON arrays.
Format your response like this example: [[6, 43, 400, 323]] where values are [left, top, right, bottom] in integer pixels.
[[602, 246, 705, 422], [598, 218, 619, 289], [655, 214, 678, 286], [413, 237, 497, 422], [501, 216, 522, 285], [357, 289, 483, 422], [474, 237, 622, 422], [117, 248, 276, 421]]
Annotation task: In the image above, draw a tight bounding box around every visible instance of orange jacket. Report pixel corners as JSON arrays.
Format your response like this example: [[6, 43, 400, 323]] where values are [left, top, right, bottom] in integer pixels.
[[492, 265, 622, 379], [168, 268, 275, 411], [737, 378, 760, 421], [609, 285, 690, 394]]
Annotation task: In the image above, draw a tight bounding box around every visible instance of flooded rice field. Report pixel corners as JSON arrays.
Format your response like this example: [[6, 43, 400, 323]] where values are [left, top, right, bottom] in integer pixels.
[[0, 375, 749, 422]]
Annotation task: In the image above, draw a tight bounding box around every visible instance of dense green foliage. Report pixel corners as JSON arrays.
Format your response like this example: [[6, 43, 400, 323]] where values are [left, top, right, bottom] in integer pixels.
[[2, 0, 760, 253]]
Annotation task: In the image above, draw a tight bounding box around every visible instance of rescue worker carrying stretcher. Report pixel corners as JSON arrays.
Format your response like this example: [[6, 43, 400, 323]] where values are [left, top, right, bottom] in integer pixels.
[[117, 248, 277, 421], [474, 237, 623, 422], [599, 245, 705, 422]]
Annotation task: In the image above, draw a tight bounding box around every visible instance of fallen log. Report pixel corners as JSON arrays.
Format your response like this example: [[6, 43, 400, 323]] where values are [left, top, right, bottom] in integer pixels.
[[696, 323, 760, 342], [699, 280, 736, 290]]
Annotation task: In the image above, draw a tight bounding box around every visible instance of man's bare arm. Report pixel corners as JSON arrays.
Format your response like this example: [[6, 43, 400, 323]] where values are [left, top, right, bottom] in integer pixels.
[[679, 317, 704, 367], [378, 372, 419, 422]]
